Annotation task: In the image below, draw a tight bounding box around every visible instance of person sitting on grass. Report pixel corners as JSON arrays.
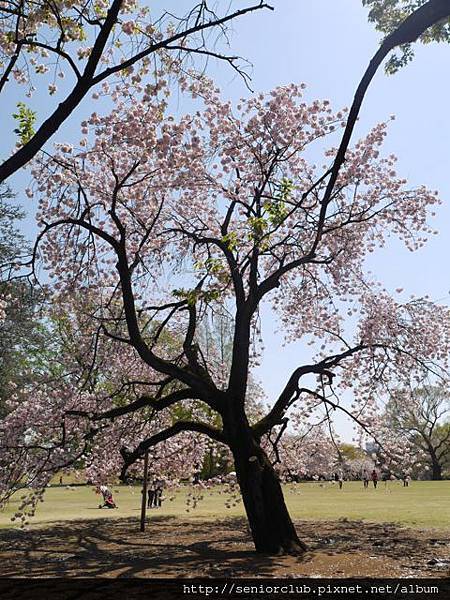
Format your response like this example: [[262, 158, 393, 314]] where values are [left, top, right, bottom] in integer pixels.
[[98, 485, 117, 509]]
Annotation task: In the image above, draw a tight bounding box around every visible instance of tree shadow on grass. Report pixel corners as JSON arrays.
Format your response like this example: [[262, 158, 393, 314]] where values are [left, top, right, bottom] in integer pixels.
[[0, 516, 302, 578], [298, 519, 450, 577], [0, 517, 449, 578]]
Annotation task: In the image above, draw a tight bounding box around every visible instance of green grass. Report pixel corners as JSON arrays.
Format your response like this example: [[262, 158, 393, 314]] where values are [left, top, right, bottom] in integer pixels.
[[1, 480, 449, 530]]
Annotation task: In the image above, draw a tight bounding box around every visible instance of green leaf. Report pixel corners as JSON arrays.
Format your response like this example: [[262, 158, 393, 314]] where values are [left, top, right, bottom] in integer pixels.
[[12, 103, 36, 145]]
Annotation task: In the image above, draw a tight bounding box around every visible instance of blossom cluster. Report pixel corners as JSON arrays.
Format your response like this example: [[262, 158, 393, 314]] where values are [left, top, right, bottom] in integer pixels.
[[3, 73, 449, 519]]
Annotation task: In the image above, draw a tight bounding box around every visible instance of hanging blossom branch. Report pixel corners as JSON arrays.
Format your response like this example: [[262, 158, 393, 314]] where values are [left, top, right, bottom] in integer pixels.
[[0, 0, 273, 183]]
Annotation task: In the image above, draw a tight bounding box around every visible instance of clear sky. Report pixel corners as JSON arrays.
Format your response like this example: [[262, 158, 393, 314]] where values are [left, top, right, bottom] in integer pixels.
[[5, 0, 450, 440]]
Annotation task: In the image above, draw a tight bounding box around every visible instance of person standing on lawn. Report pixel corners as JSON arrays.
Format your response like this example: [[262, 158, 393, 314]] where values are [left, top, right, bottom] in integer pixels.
[[362, 470, 369, 489], [371, 469, 378, 489], [147, 479, 156, 508]]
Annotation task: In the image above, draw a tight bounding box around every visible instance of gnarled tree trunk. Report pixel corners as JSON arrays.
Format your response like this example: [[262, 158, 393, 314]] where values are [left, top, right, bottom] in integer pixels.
[[225, 411, 307, 555], [430, 456, 442, 481]]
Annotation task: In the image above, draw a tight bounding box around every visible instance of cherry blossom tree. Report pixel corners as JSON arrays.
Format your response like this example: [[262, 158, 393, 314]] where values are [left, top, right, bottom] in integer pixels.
[[344, 456, 376, 481], [357, 418, 423, 480], [4, 73, 446, 554], [270, 425, 339, 481], [0, 307, 212, 515], [0, 0, 272, 183]]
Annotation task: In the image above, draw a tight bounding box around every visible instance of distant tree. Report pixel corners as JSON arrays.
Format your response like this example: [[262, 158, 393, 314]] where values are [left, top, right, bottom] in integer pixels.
[[273, 426, 339, 481], [339, 443, 365, 462], [0, 186, 49, 417], [385, 386, 450, 480], [0, 185, 25, 264], [434, 423, 450, 478]]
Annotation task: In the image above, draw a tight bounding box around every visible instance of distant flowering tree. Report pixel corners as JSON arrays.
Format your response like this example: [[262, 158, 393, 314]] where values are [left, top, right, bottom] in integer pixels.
[[2, 73, 450, 554], [269, 424, 339, 481], [357, 416, 423, 478], [344, 456, 376, 480], [0, 0, 272, 183]]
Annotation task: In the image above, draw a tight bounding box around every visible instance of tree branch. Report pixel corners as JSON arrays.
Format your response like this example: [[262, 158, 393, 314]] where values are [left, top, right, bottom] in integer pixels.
[[67, 388, 198, 421], [120, 419, 226, 477], [253, 344, 366, 436], [318, 0, 450, 232], [0, 1, 273, 183]]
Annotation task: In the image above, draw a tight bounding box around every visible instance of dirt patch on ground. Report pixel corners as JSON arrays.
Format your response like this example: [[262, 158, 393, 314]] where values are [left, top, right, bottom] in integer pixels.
[[0, 517, 449, 578]]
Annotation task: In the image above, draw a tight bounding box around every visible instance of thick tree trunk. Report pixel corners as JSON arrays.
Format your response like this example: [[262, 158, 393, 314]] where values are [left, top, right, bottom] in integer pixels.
[[226, 418, 307, 555], [431, 458, 442, 481]]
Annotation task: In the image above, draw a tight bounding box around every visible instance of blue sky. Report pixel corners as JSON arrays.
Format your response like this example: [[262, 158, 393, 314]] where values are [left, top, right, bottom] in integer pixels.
[[4, 0, 450, 439]]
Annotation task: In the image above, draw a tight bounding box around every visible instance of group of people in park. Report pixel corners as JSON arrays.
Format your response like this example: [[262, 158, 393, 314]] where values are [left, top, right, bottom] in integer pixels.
[[147, 479, 164, 509], [96, 468, 410, 511], [363, 469, 410, 489], [333, 469, 381, 489], [96, 478, 165, 509], [333, 469, 380, 489], [332, 469, 411, 490], [362, 469, 379, 489]]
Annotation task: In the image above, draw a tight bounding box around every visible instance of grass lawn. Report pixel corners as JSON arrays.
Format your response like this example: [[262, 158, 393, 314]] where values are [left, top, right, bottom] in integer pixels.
[[1, 480, 449, 530]]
